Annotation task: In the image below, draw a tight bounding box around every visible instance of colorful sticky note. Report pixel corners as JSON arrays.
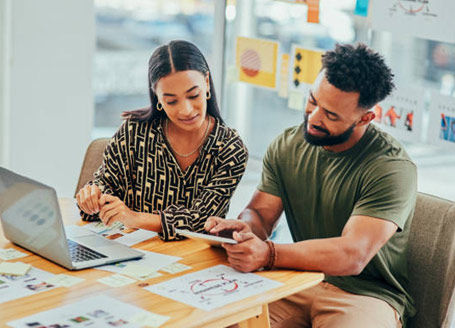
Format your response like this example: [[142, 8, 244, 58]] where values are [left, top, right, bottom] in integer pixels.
[[130, 311, 170, 327], [0, 248, 28, 260], [121, 263, 160, 280], [236, 36, 279, 89], [0, 261, 31, 276], [289, 45, 323, 95], [288, 91, 305, 111], [137, 271, 162, 280], [226, 65, 239, 84], [46, 274, 85, 287], [354, 0, 369, 17], [97, 274, 136, 287], [160, 262, 191, 274], [307, 0, 320, 23], [278, 54, 290, 98], [292, 47, 323, 87]]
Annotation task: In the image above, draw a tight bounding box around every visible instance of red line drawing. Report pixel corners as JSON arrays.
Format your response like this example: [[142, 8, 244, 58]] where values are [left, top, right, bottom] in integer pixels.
[[397, 0, 426, 13]]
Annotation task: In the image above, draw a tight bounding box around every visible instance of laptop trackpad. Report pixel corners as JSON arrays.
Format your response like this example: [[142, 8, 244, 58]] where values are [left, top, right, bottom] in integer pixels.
[[75, 235, 114, 247]]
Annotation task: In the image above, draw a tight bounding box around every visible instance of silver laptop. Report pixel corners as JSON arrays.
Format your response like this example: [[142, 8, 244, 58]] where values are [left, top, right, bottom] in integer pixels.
[[0, 167, 144, 270]]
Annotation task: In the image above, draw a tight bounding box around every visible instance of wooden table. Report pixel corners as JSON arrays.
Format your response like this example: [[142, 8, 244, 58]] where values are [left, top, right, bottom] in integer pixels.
[[0, 198, 324, 328]]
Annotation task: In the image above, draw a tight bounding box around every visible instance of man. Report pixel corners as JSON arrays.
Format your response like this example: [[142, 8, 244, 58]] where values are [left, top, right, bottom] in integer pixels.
[[206, 43, 416, 328]]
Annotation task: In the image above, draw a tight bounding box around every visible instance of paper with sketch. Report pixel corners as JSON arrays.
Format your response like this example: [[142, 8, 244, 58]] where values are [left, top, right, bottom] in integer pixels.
[[427, 92, 455, 149], [97, 250, 181, 274], [145, 264, 283, 311], [0, 267, 56, 303], [7, 295, 169, 328], [372, 87, 424, 142], [83, 221, 157, 246], [236, 36, 279, 89], [371, 0, 455, 44]]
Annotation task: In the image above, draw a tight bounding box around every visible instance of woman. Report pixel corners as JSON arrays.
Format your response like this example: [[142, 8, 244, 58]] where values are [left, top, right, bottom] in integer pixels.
[[76, 40, 248, 241]]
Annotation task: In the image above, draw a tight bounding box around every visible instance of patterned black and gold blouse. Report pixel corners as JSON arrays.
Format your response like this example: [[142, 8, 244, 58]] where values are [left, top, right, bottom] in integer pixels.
[[82, 117, 248, 241]]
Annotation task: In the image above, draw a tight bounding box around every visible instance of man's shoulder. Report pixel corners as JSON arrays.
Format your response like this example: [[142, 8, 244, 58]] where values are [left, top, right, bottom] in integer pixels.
[[362, 124, 416, 171]]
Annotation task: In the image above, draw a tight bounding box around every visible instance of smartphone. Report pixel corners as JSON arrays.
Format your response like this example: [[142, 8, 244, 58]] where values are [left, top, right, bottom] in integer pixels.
[[175, 229, 237, 247]]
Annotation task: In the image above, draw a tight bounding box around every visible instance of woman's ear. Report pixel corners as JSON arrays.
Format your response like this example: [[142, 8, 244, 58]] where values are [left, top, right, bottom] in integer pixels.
[[205, 72, 210, 90]]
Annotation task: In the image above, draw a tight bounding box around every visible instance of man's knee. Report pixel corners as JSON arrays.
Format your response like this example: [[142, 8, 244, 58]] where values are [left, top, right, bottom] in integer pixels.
[[312, 305, 401, 328]]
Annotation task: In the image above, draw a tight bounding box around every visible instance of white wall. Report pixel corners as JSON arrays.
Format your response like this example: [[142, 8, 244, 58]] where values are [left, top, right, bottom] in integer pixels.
[[1, 0, 94, 197], [0, 0, 9, 166]]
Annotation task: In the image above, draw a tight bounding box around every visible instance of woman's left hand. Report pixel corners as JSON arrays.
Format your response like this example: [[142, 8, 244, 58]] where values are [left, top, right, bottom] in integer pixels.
[[98, 194, 140, 228]]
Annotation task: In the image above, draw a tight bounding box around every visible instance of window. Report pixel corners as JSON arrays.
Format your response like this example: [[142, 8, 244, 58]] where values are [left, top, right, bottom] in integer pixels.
[[93, 0, 216, 137], [221, 0, 455, 201]]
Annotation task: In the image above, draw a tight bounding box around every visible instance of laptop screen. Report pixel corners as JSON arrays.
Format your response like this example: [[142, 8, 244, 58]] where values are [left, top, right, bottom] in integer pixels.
[[0, 167, 72, 267]]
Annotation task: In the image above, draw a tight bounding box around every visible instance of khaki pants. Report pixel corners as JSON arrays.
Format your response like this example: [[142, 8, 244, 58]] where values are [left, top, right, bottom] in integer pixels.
[[269, 281, 402, 328]]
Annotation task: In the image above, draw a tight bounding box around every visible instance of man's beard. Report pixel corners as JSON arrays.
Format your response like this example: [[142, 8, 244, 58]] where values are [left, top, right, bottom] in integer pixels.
[[303, 113, 356, 146]]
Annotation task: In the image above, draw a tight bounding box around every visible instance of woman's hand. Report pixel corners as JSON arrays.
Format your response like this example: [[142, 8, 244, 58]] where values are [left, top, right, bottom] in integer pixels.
[[98, 194, 141, 228], [76, 184, 101, 215]]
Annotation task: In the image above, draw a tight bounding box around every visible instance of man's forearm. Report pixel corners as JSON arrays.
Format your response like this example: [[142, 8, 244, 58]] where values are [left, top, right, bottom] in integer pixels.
[[237, 208, 273, 240], [274, 237, 368, 276]]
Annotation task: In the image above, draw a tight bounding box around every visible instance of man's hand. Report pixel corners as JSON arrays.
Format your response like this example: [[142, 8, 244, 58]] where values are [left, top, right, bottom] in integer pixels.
[[98, 194, 140, 228], [204, 217, 252, 235], [76, 184, 101, 215], [222, 231, 270, 272]]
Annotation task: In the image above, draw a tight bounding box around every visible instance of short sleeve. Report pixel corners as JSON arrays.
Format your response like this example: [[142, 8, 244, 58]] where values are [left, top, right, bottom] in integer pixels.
[[257, 137, 281, 198], [352, 159, 417, 231]]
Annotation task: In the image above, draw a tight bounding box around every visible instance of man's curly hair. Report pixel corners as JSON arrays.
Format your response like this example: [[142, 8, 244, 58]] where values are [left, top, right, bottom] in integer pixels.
[[321, 43, 394, 109]]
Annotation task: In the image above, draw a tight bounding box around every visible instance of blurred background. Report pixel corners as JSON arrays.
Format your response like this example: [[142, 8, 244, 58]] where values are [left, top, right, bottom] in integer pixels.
[[1, 0, 454, 214]]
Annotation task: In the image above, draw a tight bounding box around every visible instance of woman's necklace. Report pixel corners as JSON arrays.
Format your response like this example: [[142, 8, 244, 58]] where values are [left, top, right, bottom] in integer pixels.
[[165, 116, 210, 158]]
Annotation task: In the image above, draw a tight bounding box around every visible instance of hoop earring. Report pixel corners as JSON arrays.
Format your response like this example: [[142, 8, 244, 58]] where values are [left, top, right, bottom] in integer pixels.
[[156, 102, 163, 111], [206, 90, 211, 100]]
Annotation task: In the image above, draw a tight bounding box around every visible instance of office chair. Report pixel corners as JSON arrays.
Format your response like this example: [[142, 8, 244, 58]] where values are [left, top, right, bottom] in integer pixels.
[[74, 138, 109, 197], [407, 192, 455, 328]]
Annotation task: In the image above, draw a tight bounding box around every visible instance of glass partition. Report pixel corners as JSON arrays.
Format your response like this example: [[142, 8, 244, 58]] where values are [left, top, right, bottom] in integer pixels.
[[221, 0, 455, 201]]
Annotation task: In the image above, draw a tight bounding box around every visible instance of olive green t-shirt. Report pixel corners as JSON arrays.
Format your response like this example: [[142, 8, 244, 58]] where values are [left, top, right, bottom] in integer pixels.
[[258, 123, 417, 324]]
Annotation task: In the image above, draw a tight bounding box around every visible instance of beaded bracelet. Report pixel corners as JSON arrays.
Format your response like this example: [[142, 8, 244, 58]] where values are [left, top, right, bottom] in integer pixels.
[[264, 240, 276, 270]]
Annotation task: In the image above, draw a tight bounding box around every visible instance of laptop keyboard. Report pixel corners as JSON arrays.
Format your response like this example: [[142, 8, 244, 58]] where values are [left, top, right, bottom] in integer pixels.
[[67, 239, 107, 262]]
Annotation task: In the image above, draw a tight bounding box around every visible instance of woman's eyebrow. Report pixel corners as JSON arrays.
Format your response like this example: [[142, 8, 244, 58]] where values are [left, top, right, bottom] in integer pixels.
[[163, 85, 199, 97]]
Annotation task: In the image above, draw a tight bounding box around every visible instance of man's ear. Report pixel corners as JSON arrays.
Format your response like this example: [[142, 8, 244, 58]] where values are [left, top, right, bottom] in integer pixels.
[[358, 110, 375, 126]]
